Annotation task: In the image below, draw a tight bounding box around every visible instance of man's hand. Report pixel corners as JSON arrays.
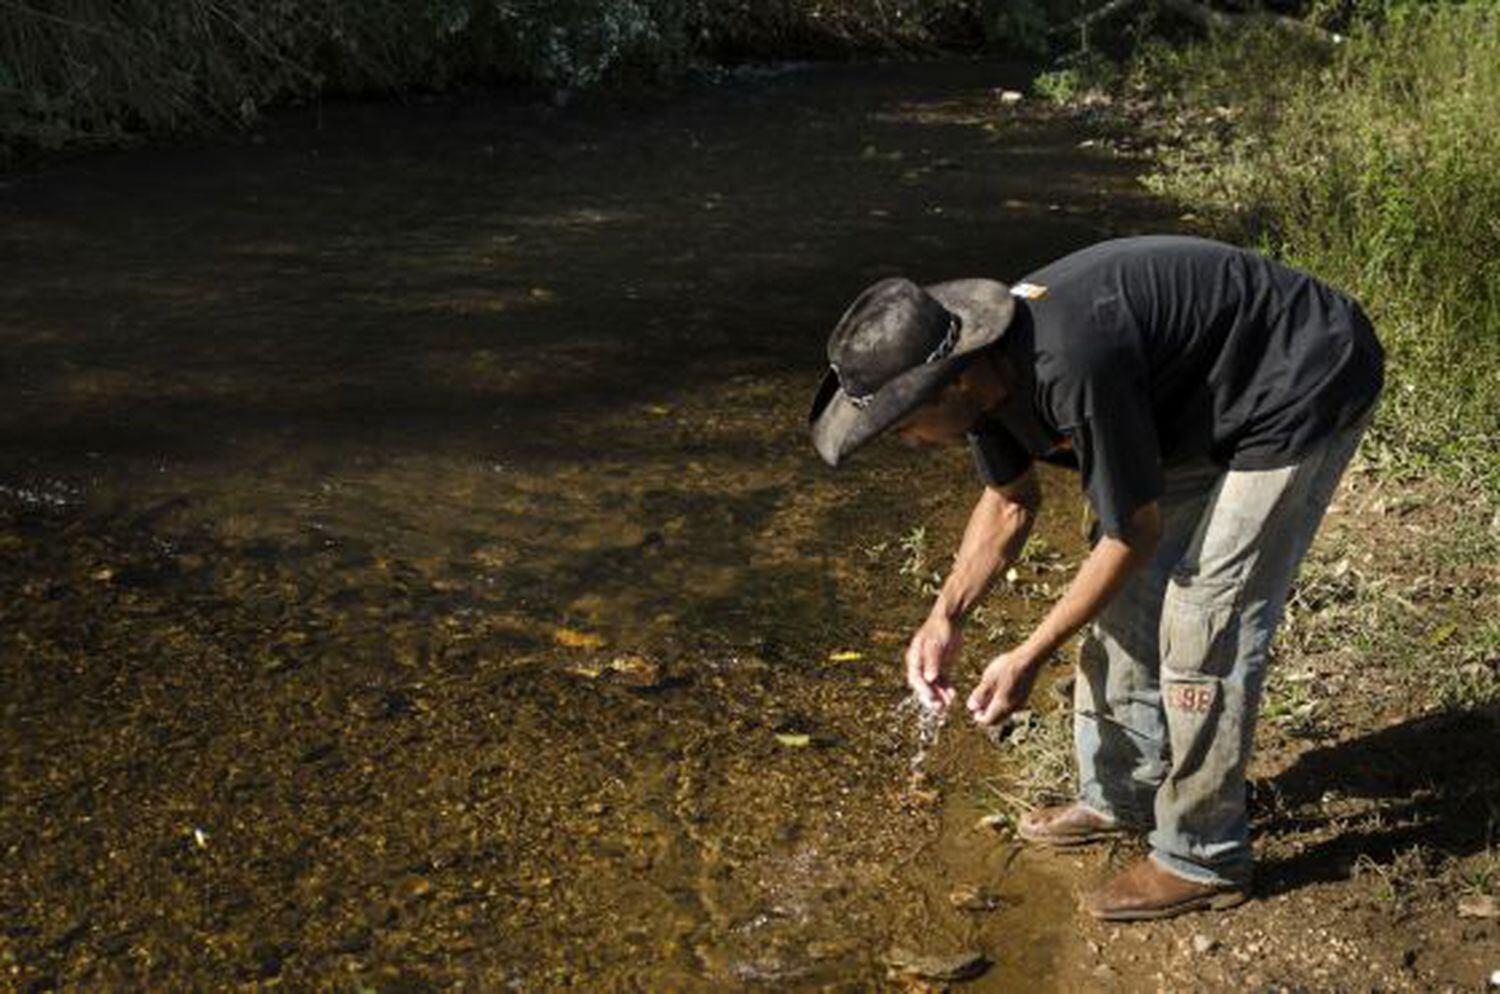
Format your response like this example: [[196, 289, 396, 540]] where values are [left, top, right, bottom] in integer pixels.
[[905, 614, 961, 710], [966, 651, 1039, 726]]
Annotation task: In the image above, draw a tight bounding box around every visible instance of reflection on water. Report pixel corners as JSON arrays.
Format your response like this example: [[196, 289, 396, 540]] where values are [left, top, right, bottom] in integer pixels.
[[0, 60, 1171, 991]]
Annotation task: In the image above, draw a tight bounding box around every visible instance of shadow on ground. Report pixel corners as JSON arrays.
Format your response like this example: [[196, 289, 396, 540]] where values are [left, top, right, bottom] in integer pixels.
[[1256, 706, 1500, 895]]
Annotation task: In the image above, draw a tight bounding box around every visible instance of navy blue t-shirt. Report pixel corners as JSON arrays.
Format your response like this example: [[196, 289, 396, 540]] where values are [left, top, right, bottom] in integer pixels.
[[968, 236, 1384, 536]]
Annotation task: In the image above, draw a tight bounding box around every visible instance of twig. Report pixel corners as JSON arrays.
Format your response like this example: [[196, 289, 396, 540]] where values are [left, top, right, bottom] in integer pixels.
[[0, 0, 109, 36], [1050, 0, 1337, 46], [1049, 0, 1146, 37], [1158, 0, 1338, 45]]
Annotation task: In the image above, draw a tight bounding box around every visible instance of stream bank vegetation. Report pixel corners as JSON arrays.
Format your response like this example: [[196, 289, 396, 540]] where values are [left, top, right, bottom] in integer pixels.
[[984, 0, 1499, 965], [872, 5, 1494, 978], [0, 0, 1066, 161], [1085, 0, 1500, 717]]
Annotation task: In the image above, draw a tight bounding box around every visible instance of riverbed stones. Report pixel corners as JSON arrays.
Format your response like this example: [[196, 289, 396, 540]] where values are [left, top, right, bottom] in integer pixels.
[[884, 947, 989, 981]]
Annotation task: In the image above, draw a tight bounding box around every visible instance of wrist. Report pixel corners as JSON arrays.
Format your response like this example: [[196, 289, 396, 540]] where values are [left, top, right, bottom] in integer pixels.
[[1010, 638, 1050, 672], [930, 594, 965, 625]]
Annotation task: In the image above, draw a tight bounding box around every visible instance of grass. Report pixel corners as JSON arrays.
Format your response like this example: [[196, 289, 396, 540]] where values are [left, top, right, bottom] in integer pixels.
[[1120, 3, 1500, 502], [979, 702, 1076, 827]]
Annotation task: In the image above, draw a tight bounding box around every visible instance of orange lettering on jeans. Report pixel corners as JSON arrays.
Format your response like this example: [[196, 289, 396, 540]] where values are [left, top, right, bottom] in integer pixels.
[[1165, 684, 1216, 713]]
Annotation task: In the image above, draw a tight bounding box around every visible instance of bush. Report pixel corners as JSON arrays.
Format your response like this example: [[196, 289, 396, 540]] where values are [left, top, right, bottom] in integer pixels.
[[0, 0, 1070, 159]]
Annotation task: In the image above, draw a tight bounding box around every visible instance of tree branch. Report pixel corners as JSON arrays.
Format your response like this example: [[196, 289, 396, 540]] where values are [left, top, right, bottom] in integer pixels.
[[1050, 0, 1338, 46], [1048, 0, 1146, 36], [1158, 0, 1337, 45]]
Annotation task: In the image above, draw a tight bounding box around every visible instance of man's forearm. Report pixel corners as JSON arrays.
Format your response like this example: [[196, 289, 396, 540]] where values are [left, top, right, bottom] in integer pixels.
[[1013, 506, 1161, 667], [931, 484, 1037, 622]]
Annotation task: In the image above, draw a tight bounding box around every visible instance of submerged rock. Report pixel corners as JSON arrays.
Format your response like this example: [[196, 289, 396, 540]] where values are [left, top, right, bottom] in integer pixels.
[[1459, 894, 1500, 919], [605, 654, 664, 688], [884, 946, 989, 981], [948, 885, 1015, 912], [563, 654, 665, 688]]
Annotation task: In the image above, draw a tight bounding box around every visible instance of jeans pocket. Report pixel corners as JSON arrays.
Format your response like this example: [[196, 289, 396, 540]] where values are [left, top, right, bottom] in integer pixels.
[[1160, 578, 1239, 680]]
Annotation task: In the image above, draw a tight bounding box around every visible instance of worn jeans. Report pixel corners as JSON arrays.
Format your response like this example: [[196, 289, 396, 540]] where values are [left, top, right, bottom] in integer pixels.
[[1073, 413, 1371, 886]]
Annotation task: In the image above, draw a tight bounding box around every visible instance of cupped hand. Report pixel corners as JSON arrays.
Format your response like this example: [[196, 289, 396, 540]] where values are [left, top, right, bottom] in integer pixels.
[[904, 613, 961, 710], [966, 651, 1038, 726]]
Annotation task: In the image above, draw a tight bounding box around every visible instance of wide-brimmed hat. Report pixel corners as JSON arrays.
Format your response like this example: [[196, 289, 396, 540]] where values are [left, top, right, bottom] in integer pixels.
[[808, 276, 1016, 466]]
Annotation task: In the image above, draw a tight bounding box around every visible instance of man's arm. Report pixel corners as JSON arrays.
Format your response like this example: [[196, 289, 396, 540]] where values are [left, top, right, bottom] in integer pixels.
[[967, 499, 1162, 725], [905, 468, 1041, 709]]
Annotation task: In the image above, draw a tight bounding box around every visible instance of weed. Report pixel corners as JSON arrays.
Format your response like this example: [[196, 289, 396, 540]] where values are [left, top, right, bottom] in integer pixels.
[[979, 702, 1076, 822], [1032, 68, 1080, 104], [897, 524, 942, 597], [1450, 845, 1499, 898], [1354, 843, 1439, 914]]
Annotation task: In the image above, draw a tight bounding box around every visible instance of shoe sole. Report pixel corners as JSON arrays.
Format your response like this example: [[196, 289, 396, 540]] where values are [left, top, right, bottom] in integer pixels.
[[1085, 888, 1251, 922], [1016, 822, 1129, 848]]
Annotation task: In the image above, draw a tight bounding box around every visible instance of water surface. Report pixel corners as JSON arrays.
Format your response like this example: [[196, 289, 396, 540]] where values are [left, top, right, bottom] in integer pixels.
[[1, 59, 1173, 992]]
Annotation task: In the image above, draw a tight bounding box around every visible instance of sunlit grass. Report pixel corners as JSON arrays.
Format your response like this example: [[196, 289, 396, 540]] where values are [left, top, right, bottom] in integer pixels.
[[1130, 4, 1500, 501]]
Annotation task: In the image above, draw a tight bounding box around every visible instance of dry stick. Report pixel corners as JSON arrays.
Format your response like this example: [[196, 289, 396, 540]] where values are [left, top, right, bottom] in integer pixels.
[[1049, 0, 1336, 45], [203, 0, 321, 85], [1158, 0, 1336, 44], [0, 0, 110, 36], [1048, 0, 1143, 37]]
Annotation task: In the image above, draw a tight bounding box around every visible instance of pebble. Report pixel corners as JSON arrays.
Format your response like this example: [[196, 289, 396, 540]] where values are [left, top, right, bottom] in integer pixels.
[[1459, 895, 1500, 919], [885, 947, 989, 981], [606, 655, 664, 687], [948, 885, 1014, 912], [1192, 933, 1218, 954]]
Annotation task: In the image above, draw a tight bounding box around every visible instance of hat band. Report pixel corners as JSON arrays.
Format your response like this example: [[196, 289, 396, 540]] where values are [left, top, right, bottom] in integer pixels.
[[836, 313, 961, 408]]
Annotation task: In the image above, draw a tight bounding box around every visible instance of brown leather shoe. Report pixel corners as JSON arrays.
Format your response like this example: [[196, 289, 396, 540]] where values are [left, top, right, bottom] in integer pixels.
[[1016, 802, 1127, 847], [1082, 856, 1250, 921]]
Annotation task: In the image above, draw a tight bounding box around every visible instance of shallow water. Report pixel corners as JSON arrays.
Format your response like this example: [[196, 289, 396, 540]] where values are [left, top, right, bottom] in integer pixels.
[[1, 60, 1173, 991]]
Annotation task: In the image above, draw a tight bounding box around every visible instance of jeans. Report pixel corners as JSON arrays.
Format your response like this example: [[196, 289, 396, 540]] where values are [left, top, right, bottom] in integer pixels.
[[1072, 413, 1372, 886]]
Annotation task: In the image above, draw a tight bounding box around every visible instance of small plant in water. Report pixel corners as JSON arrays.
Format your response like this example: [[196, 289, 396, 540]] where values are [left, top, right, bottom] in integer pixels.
[[897, 523, 942, 597]]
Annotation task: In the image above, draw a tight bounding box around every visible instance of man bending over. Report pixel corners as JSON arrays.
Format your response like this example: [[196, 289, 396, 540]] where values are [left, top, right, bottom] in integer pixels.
[[808, 235, 1383, 920]]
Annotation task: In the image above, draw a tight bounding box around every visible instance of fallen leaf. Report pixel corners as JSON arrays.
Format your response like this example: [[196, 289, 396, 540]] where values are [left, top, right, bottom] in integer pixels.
[[828, 650, 863, 662], [553, 627, 605, 650], [1427, 622, 1458, 646], [774, 733, 812, 748]]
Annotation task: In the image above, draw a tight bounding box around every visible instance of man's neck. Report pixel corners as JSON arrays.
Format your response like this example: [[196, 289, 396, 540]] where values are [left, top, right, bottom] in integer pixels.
[[972, 348, 1014, 413]]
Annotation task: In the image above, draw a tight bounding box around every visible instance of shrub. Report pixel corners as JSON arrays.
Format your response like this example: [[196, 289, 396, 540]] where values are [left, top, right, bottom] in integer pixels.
[[0, 0, 1069, 159]]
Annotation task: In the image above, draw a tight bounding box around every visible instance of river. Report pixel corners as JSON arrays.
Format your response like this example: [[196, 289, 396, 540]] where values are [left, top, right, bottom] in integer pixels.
[[0, 59, 1175, 992]]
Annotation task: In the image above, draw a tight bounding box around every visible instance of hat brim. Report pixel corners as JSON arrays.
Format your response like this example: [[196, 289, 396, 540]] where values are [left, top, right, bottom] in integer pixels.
[[809, 279, 1016, 467]]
